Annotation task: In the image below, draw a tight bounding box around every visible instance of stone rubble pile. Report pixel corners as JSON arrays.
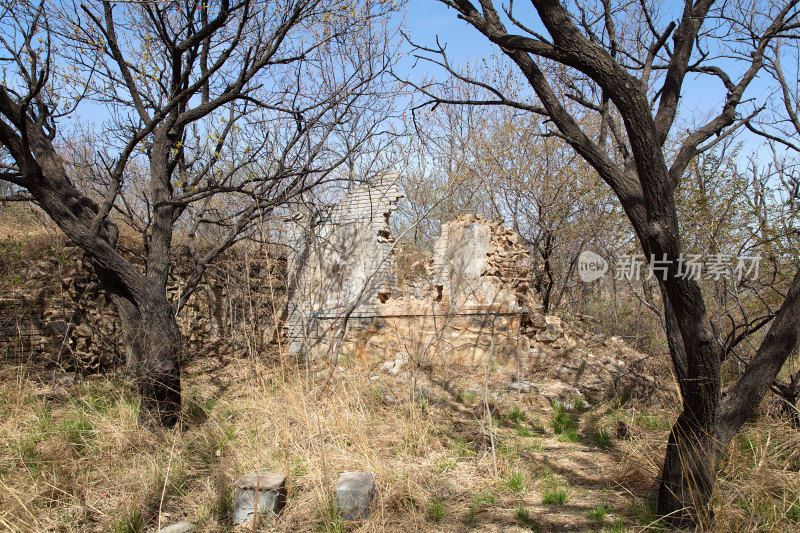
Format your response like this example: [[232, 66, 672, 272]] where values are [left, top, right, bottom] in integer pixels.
[[374, 215, 665, 406], [517, 311, 663, 405]]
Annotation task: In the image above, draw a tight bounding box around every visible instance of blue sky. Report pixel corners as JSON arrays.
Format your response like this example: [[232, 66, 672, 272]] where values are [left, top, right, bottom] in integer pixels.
[[400, 0, 772, 161]]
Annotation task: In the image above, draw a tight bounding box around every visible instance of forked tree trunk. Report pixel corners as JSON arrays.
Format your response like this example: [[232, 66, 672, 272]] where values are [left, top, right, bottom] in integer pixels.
[[0, 39, 188, 430], [657, 269, 800, 527]]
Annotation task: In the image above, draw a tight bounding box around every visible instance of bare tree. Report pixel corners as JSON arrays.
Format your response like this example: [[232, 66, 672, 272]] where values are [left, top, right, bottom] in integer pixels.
[[0, 0, 399, 427], [744, 31, 800, 429], [411, 0, 800, 526]]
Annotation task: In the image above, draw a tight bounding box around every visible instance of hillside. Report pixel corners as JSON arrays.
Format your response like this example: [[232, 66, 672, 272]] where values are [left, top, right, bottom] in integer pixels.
[[0, 222, 798, 533]]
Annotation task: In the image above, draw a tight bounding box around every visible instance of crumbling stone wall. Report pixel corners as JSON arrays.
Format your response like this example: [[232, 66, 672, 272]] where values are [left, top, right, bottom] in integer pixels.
[[0, 244, 275, 372], [286, 174, 403, 356], [432, 214, 532, 310], [286, 182, 538, 365], [0, 252, 124, 371]]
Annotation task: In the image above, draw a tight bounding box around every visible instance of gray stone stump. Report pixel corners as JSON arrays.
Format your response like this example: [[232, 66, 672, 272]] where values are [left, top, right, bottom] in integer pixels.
[[157, 522, 195, 533], [232, 471, 286, 525], [335, 472, 376, 521]]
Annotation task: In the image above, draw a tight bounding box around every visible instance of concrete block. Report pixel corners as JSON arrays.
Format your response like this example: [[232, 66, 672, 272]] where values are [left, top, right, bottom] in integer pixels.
[[232, 471, 286, 525], [335, 471, 376, 520]]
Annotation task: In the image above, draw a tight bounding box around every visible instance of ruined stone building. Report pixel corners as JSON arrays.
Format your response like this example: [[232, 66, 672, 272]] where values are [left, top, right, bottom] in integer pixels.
[[285, 175, 538, 366], [0, 174, 659, 405]]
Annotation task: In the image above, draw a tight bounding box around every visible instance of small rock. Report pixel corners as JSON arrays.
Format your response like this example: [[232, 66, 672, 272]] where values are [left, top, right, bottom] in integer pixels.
[[48, 320, 69, 337], [157, 521, 195, 533], [552, 335, 577, 350], [528, 312, 547, 330], [508, 382, 532, 393], [232, 472, 286, 525], [370, 375, 380, 382], [536, 331, 560, 343], [335, 472, 376, 521], [382, 395, 395, 405], [413, 386, 430, 401], [34, 387, 68, 403], [545, 315, 563, 333], [51, 370, 75, 388]]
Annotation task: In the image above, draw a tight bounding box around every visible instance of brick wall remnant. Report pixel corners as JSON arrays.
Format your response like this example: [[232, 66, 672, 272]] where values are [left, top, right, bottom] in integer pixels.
[[286, 180, 539, 365], [286, 174, 403, 356]]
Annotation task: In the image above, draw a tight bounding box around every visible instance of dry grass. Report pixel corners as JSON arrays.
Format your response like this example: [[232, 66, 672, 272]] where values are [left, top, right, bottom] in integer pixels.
[[713, 420, 800, 532], [1, 350, 799, 532]]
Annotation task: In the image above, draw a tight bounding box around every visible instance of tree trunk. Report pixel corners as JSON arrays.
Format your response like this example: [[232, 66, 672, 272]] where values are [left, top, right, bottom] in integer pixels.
[[657, 268, 800, 526], [94, 264, 182, 428], [120, 295, 181, 428], [0, 55, 187, 429], [658, 412, 717, 528]]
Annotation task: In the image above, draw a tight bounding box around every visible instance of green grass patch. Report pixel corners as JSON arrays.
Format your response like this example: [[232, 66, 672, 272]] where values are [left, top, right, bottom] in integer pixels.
[[499, 440, 520, 460], [451, 437, 475, 458], [627, 496, 659, 527], [463, 490, 496, 525], [588, 502, 612, 522], [58, 416, 95, 453], [516, 425, 535, 437], [559, 428, 581, 443], [455, 390, 477, 404], [550, 400, 579, 438], [111, 508, 143, 533], [787, 501, 800, 522], [739, 433, 756, 459], [542, 487, 568, 505], [434, 456, 457, 474], [507, 406, 527, 424], [592, 428, 613, 449], [504, 470, 526, 493], [12, 434, 45, 473], [604, 518, 626, 532], [472, 491, 496, 507], [318, 495, 344, 533], [427, 497, 446, 523], [637, 413, 669, 431]]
